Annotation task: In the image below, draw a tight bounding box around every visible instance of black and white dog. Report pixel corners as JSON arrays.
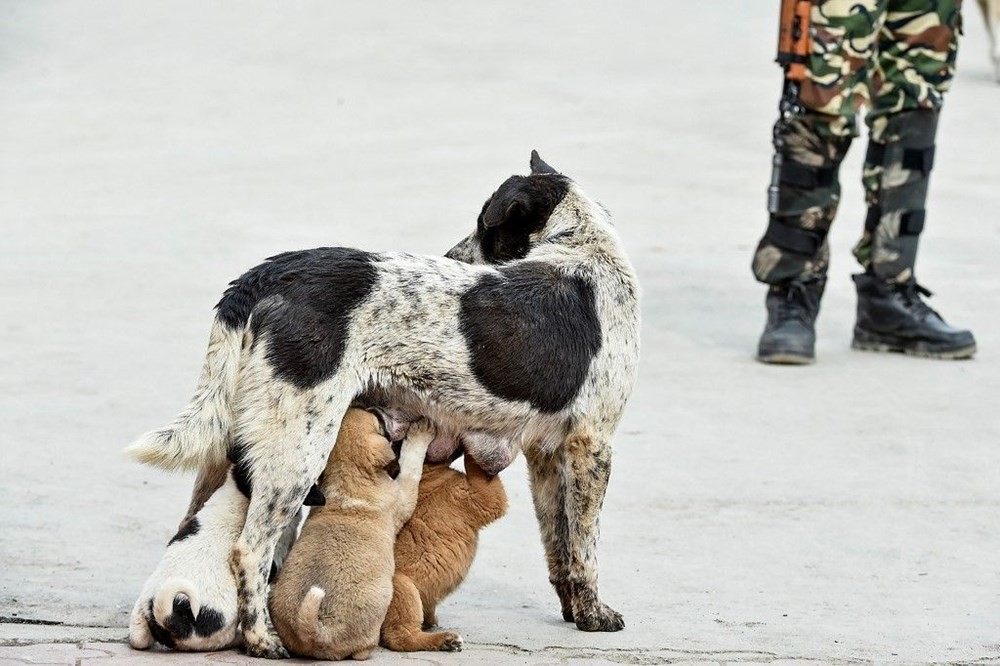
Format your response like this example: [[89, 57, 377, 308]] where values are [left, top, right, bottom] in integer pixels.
[[127, 152, 640, 658]]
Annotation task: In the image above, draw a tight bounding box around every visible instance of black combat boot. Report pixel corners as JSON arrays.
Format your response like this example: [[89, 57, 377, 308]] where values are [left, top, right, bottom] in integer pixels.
[[851, 272, 976, 359], [757, 275, 826, 364]]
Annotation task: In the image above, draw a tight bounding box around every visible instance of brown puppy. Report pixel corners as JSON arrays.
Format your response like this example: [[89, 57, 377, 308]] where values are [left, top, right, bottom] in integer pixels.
[[269, 409, 433, 661], [381, 454, 508, 652]]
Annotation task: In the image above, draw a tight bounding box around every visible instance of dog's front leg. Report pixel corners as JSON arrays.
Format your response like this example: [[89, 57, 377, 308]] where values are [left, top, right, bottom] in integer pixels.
[[393, 419, 435, 527], [560, 431, 623, 631], [527, 438, 623, 629], [524, 446, 575, 623]]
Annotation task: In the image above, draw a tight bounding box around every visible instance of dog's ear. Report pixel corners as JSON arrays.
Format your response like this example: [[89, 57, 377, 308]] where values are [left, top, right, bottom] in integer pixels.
[[481, 188, 532, 230], [530, 149, 558, 175]]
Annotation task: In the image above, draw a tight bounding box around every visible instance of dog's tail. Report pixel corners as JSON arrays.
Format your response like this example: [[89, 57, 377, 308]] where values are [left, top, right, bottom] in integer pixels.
[[297, 586, 335, 646], [153, 578, 202, 628], [125, 318, 242, 471]]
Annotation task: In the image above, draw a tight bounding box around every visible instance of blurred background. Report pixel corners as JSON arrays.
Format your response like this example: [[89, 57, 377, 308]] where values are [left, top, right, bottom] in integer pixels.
[[1, 2, 998, 662]]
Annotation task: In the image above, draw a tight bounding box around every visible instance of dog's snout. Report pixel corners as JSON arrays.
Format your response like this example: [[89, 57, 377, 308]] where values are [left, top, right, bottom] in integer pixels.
[[445, 235, 480, 264]]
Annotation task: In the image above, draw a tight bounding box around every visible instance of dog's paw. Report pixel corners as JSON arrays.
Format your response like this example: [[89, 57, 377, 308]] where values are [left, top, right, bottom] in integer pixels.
[[439, 632, 463, 652], [574, 602, 624, 632], [243, 630, 289, 659]]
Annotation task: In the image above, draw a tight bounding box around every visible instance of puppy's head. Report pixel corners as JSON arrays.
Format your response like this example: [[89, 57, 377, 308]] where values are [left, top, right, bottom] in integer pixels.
[[446, 150, 573, 264], [320, 408, 397, 489]]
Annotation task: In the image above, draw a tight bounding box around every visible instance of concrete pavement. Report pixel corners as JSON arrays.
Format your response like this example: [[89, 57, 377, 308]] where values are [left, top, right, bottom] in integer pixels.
[[1, 2, 999, 664]]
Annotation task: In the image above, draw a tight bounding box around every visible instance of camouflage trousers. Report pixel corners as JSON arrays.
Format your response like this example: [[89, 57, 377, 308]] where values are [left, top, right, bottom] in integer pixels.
[[752, 0, 962, 285]]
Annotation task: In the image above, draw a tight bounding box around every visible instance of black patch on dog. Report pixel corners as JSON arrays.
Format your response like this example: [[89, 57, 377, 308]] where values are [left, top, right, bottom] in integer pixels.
[[459, 261, 602, 412], [147, 600, 178, 648], [269, 561, 279, 583], [477, 175, 570, 263], [168, 517, 200, 546], [236, 248, 377, 388], [228, 442, 253, 499], [216, 247, 377, 337], [303, 484, 326, 506], [152, 594, 228, 642], [193, 606, 226, 637]]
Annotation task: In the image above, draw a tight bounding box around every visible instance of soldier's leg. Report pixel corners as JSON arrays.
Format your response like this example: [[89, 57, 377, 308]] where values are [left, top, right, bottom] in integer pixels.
[[753, 0, 881, 364], [851, 0, 976, 358]]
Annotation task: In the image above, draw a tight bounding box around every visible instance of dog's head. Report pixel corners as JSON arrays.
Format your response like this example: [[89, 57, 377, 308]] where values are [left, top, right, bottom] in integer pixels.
[[446, 150, 573, 264], [321, 408, 398, 488]]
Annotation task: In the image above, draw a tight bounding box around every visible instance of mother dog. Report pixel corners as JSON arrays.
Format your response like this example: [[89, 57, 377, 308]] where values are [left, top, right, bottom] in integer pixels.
[[127, 151, 640, 658]]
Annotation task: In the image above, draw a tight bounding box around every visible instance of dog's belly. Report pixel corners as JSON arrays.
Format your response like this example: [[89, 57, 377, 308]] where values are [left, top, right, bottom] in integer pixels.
[[356, 390, 555, 476]]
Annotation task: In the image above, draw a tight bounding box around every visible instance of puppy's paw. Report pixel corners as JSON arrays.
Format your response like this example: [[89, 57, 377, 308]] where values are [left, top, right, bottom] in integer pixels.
[[128, 611, 154, 650], [402, 418, 436, 454], [439, 632, 463, 652]]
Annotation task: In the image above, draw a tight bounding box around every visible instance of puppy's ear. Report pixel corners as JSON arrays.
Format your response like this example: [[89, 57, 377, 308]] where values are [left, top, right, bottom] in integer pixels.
[[530, 149, 558, 175], [371, 438, 400, 479], [365, 407, 390, 439], [303, 484, 326, 506]]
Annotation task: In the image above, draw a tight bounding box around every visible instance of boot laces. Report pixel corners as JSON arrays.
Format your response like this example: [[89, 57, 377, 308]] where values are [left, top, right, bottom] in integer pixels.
[[778, 278, 819, 324], [898, 279, 939, 320]]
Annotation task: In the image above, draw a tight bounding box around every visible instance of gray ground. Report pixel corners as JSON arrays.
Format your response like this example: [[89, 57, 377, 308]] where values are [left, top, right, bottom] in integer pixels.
[[1, 2, 998, 665]]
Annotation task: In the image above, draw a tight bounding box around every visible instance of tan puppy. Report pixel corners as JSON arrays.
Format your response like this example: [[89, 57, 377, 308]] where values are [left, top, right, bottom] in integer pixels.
[[269, 409, 433, 661], [381, 454, 508, 652]]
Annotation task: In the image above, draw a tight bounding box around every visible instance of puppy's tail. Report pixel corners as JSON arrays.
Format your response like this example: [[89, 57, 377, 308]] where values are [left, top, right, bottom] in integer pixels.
[[153, 578, 202, 627], [297, 586, 335, 645], [125, 318, 242, 471]]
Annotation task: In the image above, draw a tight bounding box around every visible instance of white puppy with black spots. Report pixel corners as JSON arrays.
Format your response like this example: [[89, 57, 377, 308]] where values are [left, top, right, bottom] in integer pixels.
[[126, 151, 641, 658], [129, 468, 246, 651], [129, 467, 318, 651]]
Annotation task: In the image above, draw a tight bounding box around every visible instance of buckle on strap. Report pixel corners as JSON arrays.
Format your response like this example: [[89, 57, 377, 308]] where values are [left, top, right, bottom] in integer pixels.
[[764, 218, 823, 255], [900, 210, 925, 235], [779, 161, 835, 189], [902, 146, 935, 175], [865, 141, 886, 166], [865, 206, 882, 232]]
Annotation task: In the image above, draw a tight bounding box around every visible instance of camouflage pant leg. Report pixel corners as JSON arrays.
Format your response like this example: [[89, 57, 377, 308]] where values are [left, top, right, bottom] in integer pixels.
[[751, 0, 881, 284], [866, 0, 961, 129], [799, 0, 889, 139], [854, 0, 961, 281], [752, 114, 851, 284]]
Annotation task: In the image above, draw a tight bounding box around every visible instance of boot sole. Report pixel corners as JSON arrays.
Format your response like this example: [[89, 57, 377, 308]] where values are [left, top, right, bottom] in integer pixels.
[[756, 351, 815, 365], [851, 328, 977, 360]]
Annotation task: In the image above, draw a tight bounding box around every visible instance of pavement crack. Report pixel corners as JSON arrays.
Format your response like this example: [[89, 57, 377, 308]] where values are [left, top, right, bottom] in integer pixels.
[[0, 616, 63, 626]]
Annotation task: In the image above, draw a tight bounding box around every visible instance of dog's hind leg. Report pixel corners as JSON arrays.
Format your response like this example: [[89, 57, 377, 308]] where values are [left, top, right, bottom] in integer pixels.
[[229, 361, 354, 658], [179, 458, 229, 530], [381, 573, 463, 652], [524, 445, 575, 623]]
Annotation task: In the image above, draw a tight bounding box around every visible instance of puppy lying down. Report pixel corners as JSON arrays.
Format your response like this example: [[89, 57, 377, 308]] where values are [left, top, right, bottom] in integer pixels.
[[129, 466, 318, 651], [269, 408, 434, 660], [382, 452, 507, 652], [128, 466, 248, 651]]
